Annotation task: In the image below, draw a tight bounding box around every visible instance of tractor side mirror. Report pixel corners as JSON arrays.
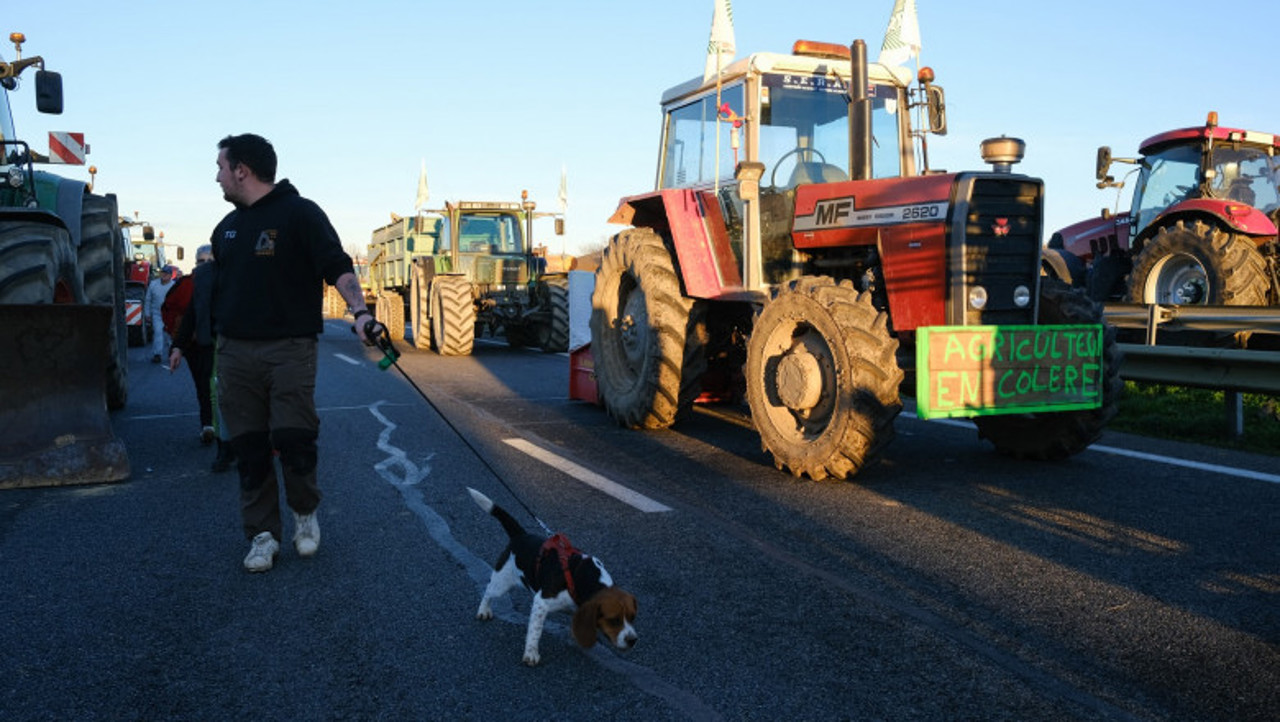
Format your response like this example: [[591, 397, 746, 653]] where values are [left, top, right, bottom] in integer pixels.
[[142, 224, 155, 241], [925, 84, 946, 135], [1096, 146, 1113, 182], [554, 217, 564, 236], [175, 247, 184, 261], [35, 70, 63, 114]]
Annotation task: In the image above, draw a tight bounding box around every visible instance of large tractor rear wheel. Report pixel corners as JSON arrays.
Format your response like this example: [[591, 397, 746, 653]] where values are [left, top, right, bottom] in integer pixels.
[[590, 227, 705, 429], [534, 274, 570, 353], [410, 264, 431, 350], [745, 277, 902, 480], [974, 278, 1122, 460], [79, 193, 129, 410], [1126, 220, 1268, 306], [430, 275, 475, 356], [0, 215, 83, 303]]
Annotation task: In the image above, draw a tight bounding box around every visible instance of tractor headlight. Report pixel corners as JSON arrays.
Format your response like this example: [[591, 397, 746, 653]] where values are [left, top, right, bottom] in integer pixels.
[[968, 286, 988, 310], [6, 165, 24, 188], [1013, 285, 1032, 307]]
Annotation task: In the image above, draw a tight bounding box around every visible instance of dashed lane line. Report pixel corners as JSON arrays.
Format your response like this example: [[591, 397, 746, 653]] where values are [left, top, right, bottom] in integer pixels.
[[502, 437, 672, 513]]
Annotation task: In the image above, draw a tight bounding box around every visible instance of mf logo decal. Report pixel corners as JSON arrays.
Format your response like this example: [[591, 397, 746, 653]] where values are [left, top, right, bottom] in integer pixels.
[[993, 218, 1011, 237], [794, 197, 949, 232], [255, 230, 277, 256]]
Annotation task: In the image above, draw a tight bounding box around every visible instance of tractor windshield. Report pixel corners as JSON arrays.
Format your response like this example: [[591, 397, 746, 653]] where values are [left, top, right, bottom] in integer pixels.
[[659, 75, 904, 190], [1131, 144, 1201, 236], [457, 213, 522, 255]]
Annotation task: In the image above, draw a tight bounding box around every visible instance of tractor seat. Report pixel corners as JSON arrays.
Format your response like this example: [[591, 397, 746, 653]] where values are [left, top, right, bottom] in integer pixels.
[[788, 161, 848, 187]]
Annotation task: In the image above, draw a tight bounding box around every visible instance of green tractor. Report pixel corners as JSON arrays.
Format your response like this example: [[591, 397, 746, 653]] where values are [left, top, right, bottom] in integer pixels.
[[368, 192, 568, 356], [0, 32, 130, 488]]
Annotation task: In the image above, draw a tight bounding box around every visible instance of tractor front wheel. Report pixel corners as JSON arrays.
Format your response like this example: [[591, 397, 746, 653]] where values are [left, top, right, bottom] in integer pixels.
[[745, 277, 902, 480], [430, 275, 475, 356], [974, 278, 1121, 460]]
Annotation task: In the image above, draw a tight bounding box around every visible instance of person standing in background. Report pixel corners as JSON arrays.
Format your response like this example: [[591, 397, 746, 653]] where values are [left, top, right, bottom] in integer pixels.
[[211, 133, 384, 573], [143, 265, 176, 363], [168, 245, 228, 462]]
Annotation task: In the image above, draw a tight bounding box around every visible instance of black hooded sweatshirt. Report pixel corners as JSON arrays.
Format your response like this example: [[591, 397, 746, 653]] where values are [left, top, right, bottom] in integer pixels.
[[210, 180, 354, 340]]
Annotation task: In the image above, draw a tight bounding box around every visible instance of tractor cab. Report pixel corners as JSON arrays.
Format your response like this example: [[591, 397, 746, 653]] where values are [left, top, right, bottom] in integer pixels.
[[648, 40, 945, 290], [1123, 119, 1280, 240]]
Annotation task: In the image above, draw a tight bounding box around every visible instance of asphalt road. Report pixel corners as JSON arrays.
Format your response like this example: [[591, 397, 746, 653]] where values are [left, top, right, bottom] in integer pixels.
[[2, 319, 1277, 721]]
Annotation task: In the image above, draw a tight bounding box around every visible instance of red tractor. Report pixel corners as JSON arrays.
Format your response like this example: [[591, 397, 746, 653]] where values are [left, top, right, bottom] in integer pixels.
[[589, 39, 1120, 480], [1045, 113, 1279, 308], [119, 216, 181, 346]]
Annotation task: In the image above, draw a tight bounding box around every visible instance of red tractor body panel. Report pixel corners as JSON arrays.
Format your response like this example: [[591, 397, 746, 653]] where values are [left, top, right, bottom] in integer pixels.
[[1156, 198, 1278, 238], [1056, 212, 1131, 263], [610, 188, 742, 299], [793, 174, 957, 331]]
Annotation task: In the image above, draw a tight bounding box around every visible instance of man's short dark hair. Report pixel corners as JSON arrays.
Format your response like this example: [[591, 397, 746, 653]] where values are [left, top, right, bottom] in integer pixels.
[[218, 134, 277, 183]]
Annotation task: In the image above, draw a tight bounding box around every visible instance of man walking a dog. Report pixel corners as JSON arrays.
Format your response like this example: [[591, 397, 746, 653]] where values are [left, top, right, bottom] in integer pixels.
[[211, 133, 384, 572]]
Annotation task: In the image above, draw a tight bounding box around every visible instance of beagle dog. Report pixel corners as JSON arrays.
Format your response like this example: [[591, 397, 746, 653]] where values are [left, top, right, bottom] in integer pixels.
[[468, 487, 638, 666]]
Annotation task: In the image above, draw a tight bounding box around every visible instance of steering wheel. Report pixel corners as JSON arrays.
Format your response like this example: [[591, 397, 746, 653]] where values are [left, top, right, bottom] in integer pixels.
[[770, 147, 828, 188]]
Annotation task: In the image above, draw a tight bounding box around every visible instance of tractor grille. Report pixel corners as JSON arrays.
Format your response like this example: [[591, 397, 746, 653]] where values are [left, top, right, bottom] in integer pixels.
[[949, 176, 1043, 326]]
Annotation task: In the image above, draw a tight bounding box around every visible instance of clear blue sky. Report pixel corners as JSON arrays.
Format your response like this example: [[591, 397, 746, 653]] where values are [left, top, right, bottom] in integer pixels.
[[7, 1, 1276, 270]]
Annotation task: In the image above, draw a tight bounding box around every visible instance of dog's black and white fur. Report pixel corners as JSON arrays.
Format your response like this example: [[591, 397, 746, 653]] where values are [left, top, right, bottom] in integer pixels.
[[468, 487, 638, 666]]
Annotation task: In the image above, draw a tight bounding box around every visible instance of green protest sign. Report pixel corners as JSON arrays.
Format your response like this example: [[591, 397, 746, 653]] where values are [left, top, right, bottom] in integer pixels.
[[915, 324, 1104, 420]]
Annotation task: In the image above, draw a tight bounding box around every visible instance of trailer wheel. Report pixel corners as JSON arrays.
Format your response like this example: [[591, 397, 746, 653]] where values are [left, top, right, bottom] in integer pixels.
[[430, 275, 475, 356], [974, 277, 1122, 460], [590, 227, 704, 429], [535, 274, 570, 353], [79, 193, 129, 410], [1126, 220, 1268, 306], [745, 277, 902, 480], [376, 291, 405, 341]]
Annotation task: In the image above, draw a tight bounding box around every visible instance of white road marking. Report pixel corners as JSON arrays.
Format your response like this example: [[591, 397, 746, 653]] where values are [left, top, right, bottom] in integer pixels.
[[502, 438, 672, 513], [334, 353, 362, 365], [903, 412, 1280, 485]]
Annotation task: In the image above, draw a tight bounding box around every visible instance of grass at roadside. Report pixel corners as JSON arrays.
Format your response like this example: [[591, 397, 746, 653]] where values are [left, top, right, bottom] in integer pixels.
[[1110, 382, 1280, 456]]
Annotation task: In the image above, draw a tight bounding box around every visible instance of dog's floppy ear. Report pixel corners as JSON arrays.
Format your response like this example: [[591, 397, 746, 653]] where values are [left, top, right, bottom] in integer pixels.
[[571, 599, 601, 648]]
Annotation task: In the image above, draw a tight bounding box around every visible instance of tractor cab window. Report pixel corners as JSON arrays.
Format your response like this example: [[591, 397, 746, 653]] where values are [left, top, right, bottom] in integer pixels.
[[1131, 144, 1201, 236], [1207, 144, 1280, 212], [757, 74, 902, 189], [660, 83, 746, 189], [458, 213, 521, 254]]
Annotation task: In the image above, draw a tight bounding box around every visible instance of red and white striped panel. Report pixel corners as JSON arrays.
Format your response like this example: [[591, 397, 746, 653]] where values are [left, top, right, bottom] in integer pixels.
[[125, 300, 142, 326], [48, 132, 87, 165]]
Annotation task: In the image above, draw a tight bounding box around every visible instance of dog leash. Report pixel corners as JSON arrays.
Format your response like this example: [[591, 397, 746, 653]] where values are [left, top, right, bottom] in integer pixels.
[[360, 320, 554, 536]]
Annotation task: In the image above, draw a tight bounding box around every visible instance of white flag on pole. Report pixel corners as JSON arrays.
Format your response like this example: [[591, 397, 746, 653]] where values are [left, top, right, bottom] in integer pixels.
[[558, 165, 568, 215], [414, 159, 429, 211], [702, 0, 736, 83], [878, 0, 921, 68]]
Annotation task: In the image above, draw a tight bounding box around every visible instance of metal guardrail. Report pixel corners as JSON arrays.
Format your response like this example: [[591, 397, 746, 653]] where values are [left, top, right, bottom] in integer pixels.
[[1104, 303, 1280, 337], [1104, 303, 1280, 394], [1102, 303, 1280, 436], [1116, 344, 1280, 394]]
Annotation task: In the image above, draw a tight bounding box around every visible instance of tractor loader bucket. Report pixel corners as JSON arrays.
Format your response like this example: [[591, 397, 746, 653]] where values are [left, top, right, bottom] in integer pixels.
[[0, 304, 130, 489]]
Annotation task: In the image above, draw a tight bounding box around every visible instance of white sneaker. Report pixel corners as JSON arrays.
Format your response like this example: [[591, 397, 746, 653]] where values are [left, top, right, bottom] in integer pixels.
[[243, 532, 279, 572], [293, 511, 320, 557]]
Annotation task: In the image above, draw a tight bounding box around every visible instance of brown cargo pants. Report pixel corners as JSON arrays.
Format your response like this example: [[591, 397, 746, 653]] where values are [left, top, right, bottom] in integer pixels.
[[215, 336, 321, 542]]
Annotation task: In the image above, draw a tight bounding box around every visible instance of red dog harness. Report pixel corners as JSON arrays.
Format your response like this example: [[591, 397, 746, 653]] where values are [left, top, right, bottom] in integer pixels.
[[536, 533, 581, 603]]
